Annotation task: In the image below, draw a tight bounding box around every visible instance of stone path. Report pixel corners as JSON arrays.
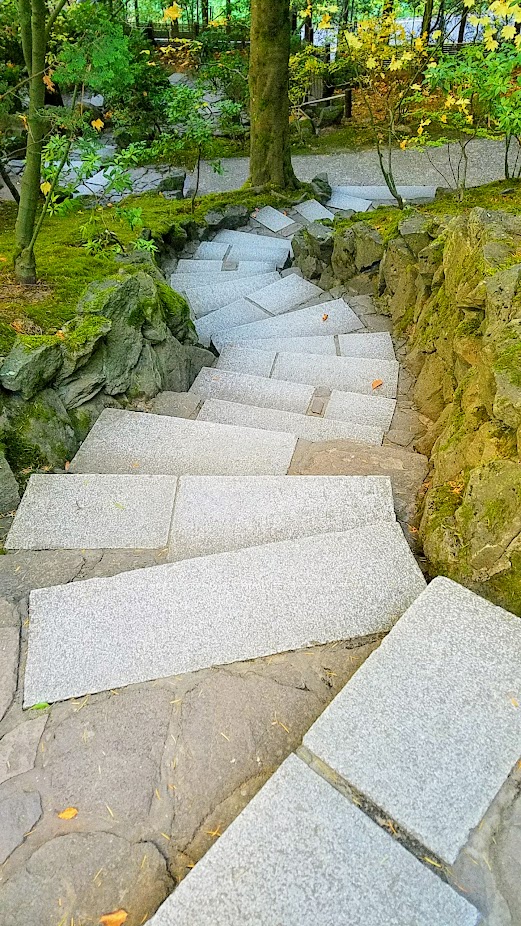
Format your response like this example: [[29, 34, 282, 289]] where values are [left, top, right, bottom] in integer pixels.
[[1, 197, 521, 924]]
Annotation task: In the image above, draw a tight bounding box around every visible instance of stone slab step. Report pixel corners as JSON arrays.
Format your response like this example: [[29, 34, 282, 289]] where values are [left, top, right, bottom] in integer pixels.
[[340, 185, 437, 202], [214, 230, 291, 267], [325, 390, 396, 431], [338, 332, 396, 360], [146, 754, 478, 926], [272, 353, 399, 398], [327, 188, 372, 212], [215, 346, 276, 377], [175, 272, 281, 318], [254, 205, 295, 232], [190, 368, 314, 414], [195, 299, 270, 348], [193, 240, 229, 261], [175, 259, 278, 275], [169, 474, 395, 560], [5, 475, 178, 551], [248, 275, 324, 315], [213, 299, 364, 351], [226, 335, 338, 356], [171, 270, 276, 290], [198, 398, 385, 445], [23, 521, 427, 705], [68, 409, 297, 476], [304, 577, 521, 866], [294, 199, 335, 222]]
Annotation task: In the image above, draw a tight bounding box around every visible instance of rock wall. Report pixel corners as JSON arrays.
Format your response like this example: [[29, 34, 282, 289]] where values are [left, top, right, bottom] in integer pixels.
[[0, 252, 213, 506], [295, 207, 521, 615]]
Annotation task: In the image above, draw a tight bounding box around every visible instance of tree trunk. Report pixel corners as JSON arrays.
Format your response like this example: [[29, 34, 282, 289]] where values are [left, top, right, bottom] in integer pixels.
[[457, 9, 468, 45], [202, 0, 208, 27], [421, 0, 434, 37], [248, 0, 298, 189], [14, 0, 47, 284]]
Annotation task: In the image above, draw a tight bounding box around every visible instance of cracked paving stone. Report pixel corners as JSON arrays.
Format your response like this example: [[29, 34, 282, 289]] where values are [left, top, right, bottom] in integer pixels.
[[0, 791, 42, 864], [42, 687, 173, 829], [0, 551, 84, 600], [0, 715, 47, 785], [0, 832, 173, 926], [0, 599, 20, 721]]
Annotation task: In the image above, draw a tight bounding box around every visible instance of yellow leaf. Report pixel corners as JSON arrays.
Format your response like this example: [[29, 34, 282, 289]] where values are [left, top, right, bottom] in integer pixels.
[[399, 139, 408, 149], [40, 181, 52, 195], [463, 0, 476, 7], [99, 911, 128, 926], [91, 118, 104, 131], [164, 2, 182, 19], [432, 30, 442, 39], [58, 806, 78, 819], [366, 56, 377, 69], [318, 13, 332, 29], [372, 379, 384, 390], [440, 113, 448, 123], [322, 313, 329, 321], [502, 24, 516, 39], [43, 73, 55, 91]]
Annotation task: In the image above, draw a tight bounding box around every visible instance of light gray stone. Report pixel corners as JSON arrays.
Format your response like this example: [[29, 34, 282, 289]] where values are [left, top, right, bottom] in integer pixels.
[[304, 577, 521, 866], [171, 269, 279, 293], [180, 273, 280, 318], [169, 474, 395, 560], [147, 754, 478, 926], [338, 332, 396, 360], [176, 258, 225, 273], [195, 299, 270, 348], [69, 409, 297, 476], [248, 275, 323, 315], [325, 390, 397, 431], [0, 625, 19, 720], [0, 832, 173, 926], [294, 199, 335, 222], [213, 299, 364, 351], [24, 522, 425, 704], [235, 260, 279, 273], [198, 398, 385, 445], [272, 353, 399, 398], [327, 188, 372, 212], [227, 335, 337, 356], [150, 391, 201, 418], [214, 230, 291, 267], [0, 792, 42, 864], [190, 368, 314, 414], [215, 346, 275, 378], [5, 474, 178, 551], [253, 205, 295, 232], [194, 241, 229, 261], [339, 185, 437, 202], [0, 716, 47, 784]]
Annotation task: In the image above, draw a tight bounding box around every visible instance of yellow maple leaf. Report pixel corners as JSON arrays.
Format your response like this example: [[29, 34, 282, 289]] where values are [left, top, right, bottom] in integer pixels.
[[502, 23, 516, 39], [99, 911, 128, 926], [57, 806, 78, 819], [318, 13, 332, 29], [91, 118, 104, 131], [366, 55, 377, 69], [40, 181, 52, 195], [43, 73, 55, 91], [463, 0, 476, 7], [164, 2, 182, 20]]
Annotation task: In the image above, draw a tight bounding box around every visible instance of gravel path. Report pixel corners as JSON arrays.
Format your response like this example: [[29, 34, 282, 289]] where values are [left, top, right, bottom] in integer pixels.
[[190, 137, 512, 194]]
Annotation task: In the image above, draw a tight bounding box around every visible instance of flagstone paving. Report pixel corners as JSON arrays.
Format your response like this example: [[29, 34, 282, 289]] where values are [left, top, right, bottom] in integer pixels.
[[1, 196, 520, 926]]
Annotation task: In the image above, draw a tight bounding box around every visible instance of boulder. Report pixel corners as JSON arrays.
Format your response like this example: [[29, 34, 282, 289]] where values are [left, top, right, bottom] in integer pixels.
[[157, 168, 186, 193], [0, 337, 63, 400], [352, 223, 385, 271], [56, 348, 106, 409], [3, 389, 79, 473], [0, 451, 20, 513], [203, 205, 249, 231], [310, 172, 332, 203], [128, 342, 164, 400], [68, 394, 122, 442], [398, 212, 433, 255]]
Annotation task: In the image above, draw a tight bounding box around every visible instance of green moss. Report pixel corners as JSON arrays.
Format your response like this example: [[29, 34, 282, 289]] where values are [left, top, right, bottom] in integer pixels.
[[17, 334, 61, 351], [63, 315, 111, 353], [493, 328, 521, 389]]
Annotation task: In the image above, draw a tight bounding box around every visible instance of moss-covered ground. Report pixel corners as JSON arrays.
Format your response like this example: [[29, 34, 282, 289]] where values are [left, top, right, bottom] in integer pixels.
[[0, 187, 303, 356]]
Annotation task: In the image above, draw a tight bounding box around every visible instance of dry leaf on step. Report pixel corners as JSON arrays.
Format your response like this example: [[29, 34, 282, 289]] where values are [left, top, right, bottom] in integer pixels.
[[57, 806, 78, 819], [99, 911, 128, 926], [372, 379, 383, 390], [322, 314, 329, 321]]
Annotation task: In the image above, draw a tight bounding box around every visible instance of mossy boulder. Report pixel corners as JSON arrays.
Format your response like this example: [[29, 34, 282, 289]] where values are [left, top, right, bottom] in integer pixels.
[[0, 336, 64, 400], [352, 223, 385, 271], [398, 212, 433, 255], [56, 349, 107, 409], [492, 321, 521, 429], [2, 389, 79, 475], [0, 451, 20, 513], [56, 316, 112, 383], [127, 342, 164, 400]]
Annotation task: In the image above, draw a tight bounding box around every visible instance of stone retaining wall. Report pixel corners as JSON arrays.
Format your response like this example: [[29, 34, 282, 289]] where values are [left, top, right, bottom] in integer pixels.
[[294, 207, 521, 614]]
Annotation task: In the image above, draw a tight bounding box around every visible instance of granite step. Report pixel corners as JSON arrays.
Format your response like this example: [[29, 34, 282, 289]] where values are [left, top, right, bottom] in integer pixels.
[[68, 408, 297, 476], [195, 299, 271, 348], [253, 205, 295, 232], [172, 272, 280, 316], [338, 184, 437, 202], [215, 346, 277, 377], [175, 258, 279, 275], [303, 577, 521, 866], [224, 335, 338, 356], [198, 398, 385, 445], [294, 199, 335, 222], [190, 368, 314, 414], [272, 353, 399, 398], [23, 521, 426, 705], [327, 188, 372, 212], [213, 299, 364, 351], [146, 754, 478, 926], [193, 240, 230, 260], [168, 474, 396, 560], [337, 332, 396, 360], [325, 390, 396, 432], [6, 474, 179, 551], [214, 229, 291, 267], [247, 274, 324, 315]]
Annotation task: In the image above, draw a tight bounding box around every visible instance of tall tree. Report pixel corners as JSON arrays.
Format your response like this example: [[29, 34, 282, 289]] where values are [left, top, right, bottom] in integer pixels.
[[421, 0, 434, 37], [248, 0, 297, 188], [14, 0, 68, 284]]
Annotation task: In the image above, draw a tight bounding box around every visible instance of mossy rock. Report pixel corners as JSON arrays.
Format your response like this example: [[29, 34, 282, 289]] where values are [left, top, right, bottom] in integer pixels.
[[398, 212, 433, 255], [56, 316, 112, 383], [413, 353, 447, 421], [0, 336, 64, 400], [2, 389, 79, 477], [0, 450, 20, 514], [56, 348, 107, 410], [492, 320, 521, 429], [455, 460, 521, 575], [127, 342, 163, 401]]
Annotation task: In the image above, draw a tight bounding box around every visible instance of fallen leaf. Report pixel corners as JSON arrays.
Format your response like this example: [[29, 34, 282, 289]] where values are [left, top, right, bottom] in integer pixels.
[[99, 911, 128, 926], [58, 806, 78, 820], [43, 73, 55, 91], [372, 379, 383, 390], [64, 461, 70, 472], [322, 314, 329, 321], [91, 118, 104, 132]]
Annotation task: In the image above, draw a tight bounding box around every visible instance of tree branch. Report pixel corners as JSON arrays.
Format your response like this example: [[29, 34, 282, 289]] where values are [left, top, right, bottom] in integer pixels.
[[45, 0, 70, 41]]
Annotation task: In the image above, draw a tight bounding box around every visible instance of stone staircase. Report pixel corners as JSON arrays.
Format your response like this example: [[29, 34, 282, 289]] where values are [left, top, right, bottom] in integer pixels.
[[6, 201, 521, 925]]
